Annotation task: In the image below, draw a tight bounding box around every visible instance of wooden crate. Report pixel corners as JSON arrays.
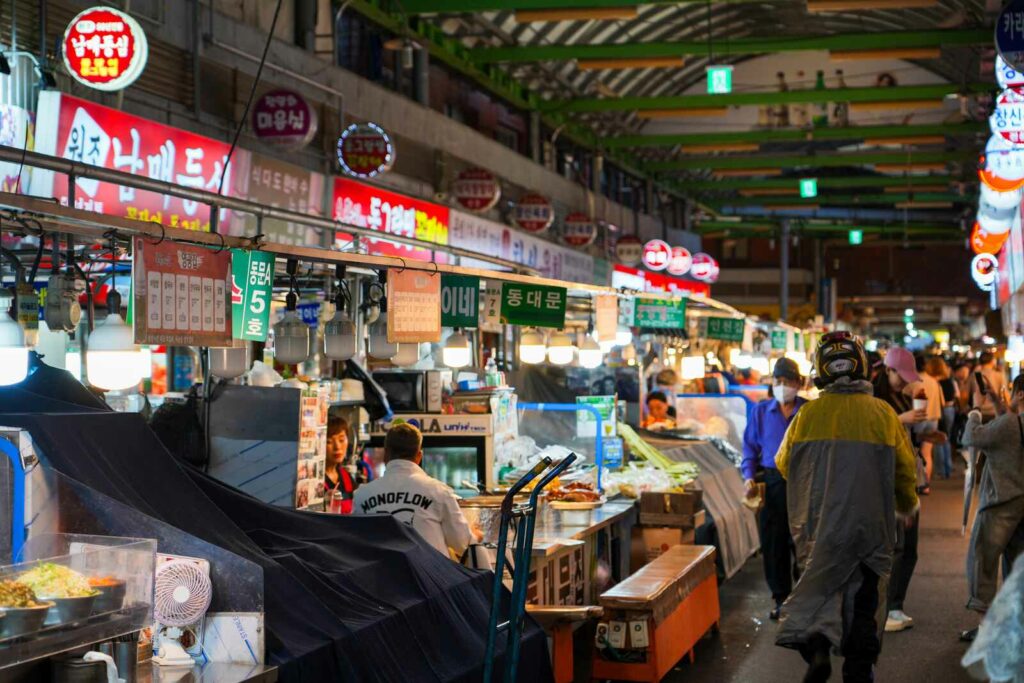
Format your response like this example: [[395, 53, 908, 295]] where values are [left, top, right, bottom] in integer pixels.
[[638, 490, 704, 527]]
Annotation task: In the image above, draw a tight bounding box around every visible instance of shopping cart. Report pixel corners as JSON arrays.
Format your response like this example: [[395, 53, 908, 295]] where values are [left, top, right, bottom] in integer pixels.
[[483, 453, 578, 683]]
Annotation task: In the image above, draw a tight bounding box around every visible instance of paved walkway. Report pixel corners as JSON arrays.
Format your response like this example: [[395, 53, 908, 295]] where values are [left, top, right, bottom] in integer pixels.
[[665, 471, 979, 683]]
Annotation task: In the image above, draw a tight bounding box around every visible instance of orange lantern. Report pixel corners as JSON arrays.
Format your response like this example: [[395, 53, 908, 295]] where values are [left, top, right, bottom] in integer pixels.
[[971, 221, 1010, 255]]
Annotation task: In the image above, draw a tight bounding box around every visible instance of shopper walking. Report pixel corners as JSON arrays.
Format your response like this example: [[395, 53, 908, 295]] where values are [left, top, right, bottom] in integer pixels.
[[925, 356, 956, 479], [775, 332, 918, 683], [968, 352, 1008, 421], [742, 357, 806, 620], [915, 355, 944, 487]]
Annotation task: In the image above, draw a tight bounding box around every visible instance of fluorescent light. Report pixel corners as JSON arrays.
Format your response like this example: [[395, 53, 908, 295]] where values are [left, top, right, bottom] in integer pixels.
[[442, 330, 472, 369], [210, 344, 251, 379], [0, 290, 28, 386], [519, 328, 547, 365], [274, 309, 312, 364], [751, 356, 770, 376], [87, 303, 142, 392], [615, 324, 633, 347], [392, 342, 423, 367]]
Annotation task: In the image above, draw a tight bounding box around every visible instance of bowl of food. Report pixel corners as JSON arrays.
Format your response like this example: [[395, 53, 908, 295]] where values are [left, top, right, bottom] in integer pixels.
[[89, 576, 127, 615], [544, 482, 605, 510], [19, 563, 99, 629], [0, 579, 52, 640]]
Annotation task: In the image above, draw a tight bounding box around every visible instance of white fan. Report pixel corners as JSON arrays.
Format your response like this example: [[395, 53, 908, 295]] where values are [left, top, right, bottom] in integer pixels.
[[153, 559, 213, 667]]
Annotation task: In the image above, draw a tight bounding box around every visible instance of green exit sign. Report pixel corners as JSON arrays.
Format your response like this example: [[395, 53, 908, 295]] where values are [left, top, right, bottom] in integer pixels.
[[848, 229, 863, 245], [799, 178, 818, 198], [706, 65, 733, 94]]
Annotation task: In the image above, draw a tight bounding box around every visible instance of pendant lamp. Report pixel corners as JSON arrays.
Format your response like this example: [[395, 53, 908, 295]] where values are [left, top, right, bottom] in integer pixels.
[[547, 329, 576, 366], [519, 328, 546, 364], [0, 289, 28, 386], [324, 265, 357, 361], [210, 342, 252, 379], [368, 272, 398, 359], [87, 238, 143, 391], [578, 334, 603, 369], [442, 329, 472, 368], [273, 259, 310, 365]]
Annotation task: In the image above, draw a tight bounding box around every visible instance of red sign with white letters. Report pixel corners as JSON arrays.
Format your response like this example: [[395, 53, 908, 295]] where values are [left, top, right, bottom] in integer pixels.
[[642, 239, 671, 271], [666, 246, 692, 276], [562, 212, 597, 247], [62, 6, 147, 91], [452, 167, 501, 212], [513, 193, 554, 233]]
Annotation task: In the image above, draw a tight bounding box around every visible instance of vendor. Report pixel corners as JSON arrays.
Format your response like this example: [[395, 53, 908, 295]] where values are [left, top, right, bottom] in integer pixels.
[[352, 423, 481, 558], [642, 390, 676, 431], [326, 416, 357, 513], [742, 357, 806, 620]]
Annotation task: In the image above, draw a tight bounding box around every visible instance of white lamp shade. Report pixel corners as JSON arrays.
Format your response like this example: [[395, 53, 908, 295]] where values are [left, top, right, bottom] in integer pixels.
[[680, 355, 705, 381], [87, 313, 143, 391], [0, 347, 28, 385], [210, 344, 251, 379], [547, 330, 576, 366], [615, 324, 633, 347], [578, 335, 603, 369], [324, 310, 357, 361], [519, 329, 547, 364], [392, 342, 423, 367], [598, 338, 616, 353], [442, 330, 472, 368], [274, 310, 311, 364], [368, 312, 398, 359]]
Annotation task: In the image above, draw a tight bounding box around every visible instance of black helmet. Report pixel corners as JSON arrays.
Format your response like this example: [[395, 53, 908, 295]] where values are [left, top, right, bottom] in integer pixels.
[[813, 331, 869, 389]]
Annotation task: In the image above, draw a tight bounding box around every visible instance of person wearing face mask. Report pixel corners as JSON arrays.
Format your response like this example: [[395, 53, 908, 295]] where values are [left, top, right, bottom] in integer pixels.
[[742, 357, 806, 620]]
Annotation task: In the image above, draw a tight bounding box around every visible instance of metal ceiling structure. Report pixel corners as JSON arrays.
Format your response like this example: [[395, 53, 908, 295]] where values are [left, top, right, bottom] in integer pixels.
[[348, 0, 995, 241]]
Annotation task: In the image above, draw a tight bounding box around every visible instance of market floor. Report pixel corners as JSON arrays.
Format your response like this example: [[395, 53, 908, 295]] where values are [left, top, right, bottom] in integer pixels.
[[664, 469, 978, 683]]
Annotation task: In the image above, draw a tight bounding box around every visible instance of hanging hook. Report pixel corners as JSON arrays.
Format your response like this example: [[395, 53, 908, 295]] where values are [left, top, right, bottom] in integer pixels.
[[395, 257, 407, 273], [146, 223, 166, 246], [214, 232, 227, 254], [429, 261, 439, 276]]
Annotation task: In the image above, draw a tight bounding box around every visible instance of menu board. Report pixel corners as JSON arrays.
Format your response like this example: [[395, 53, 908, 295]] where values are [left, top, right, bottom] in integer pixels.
[[594, 294, 618, 342], [387, 269, 442, 343], [295, 385, 328, 509], [634, 297, 686, 329]]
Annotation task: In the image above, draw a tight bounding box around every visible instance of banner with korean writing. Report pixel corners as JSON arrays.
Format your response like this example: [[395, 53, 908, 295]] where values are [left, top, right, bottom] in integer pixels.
[[31, 92, 235, 232], [228, 152, 325, 246], [230, 249, 275, 341], [499, 282, 566, 328], [441, 274, 479, 328], [771, 329, 788, 350], [387, 269, 442, 343], [594, 294, 618, 342], [133, 236, 232, 346], [634, 297, 686, 329], [706, 317, 746, 342]]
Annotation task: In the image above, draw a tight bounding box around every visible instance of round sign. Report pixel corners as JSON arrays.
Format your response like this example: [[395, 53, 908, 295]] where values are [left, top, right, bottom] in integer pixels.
[[997, 0, 1024, 72], [980, 134, 1024, 192], [978, 198, 1016, 235], [980, 182, 1023, 211], [512, 194, 554, 233], [62, 7, 148, 91], [642, 240, 671, 271], [251, 89, 317, 150], [337, 122, 395, 178], [452, 168, 501, 212], [991, 89, 1024, 147], [666, 246, 693, 276], [614, 235, 643, 266], [971, 222, 1010, 255], [562, 212, 597, 247], [997, 55, 1024, 91], [690, 252, 720, 283], [972, 252, 999, 291]]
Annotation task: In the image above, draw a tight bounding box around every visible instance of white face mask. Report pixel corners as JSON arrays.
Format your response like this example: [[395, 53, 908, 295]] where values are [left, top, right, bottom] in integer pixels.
[[773, 384, 798, 405]]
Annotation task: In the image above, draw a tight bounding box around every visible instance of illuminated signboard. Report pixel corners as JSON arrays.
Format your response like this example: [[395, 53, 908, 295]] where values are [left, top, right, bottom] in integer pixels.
[[62, 6, 148, 91], [452, 167, 501, 213], [336, 122, 395, 178], [513, 193, 555, 233], [562, 212, 597, 247], [251, 89, 317, 150], [642, 239, 671, 271]]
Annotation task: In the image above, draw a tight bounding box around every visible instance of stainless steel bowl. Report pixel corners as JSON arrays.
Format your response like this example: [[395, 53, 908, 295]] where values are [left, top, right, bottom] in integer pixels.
[[0, 602, 52, 640], [42, 593, 98, 628], [91, 580, 127, 615]]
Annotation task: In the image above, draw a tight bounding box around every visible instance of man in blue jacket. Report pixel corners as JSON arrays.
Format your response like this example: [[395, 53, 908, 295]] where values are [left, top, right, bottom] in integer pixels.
[[743, 357, 806, 620]]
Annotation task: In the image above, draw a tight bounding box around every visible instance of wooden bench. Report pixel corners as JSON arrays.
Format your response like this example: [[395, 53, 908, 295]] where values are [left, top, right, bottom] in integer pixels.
[[526, 605, 604, 683], [592, 545, 719, 682]]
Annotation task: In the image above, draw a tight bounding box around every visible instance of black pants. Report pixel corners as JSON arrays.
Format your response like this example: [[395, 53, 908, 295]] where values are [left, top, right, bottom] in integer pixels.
[[759, 469, 796, 604], [799, 564, 882, 683], [888, 512, 919, 611]]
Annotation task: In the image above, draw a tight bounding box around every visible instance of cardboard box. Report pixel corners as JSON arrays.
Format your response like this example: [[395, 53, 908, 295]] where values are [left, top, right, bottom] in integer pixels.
[[630, 526, 695, 573], [638, 490, 704, 527]]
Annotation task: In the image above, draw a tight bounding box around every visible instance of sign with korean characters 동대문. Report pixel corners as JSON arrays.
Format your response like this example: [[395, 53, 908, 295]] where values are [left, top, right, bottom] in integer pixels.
[[634, 297, 686, 329], [441, 274, 479, 328], [499, 282, 566, 328], [230, 249, 275, 341], [31, 91, 233, 231], [771, 329, 788, 350], [706, 317, 746, 342], [133, 237, 232, 346], [62, 6, 148, 92], [387, 269, 442, 343]]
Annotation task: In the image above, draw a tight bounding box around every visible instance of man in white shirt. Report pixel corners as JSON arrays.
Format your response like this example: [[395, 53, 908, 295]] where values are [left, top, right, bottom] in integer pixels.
[[352, 423, 480, 558]]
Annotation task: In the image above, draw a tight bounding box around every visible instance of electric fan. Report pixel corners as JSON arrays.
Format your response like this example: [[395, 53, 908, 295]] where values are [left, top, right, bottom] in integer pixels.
[[152, 559, 213, 667]]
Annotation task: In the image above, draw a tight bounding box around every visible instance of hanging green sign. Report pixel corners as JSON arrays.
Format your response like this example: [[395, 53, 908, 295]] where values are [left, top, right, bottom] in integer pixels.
[[707, 316, 745, 342], [771, 329, 788, 350], [634, 297, 686, 329], [441, 274, 479, 328], [499, 282, 566, 328], [231, 248, 275, 341]]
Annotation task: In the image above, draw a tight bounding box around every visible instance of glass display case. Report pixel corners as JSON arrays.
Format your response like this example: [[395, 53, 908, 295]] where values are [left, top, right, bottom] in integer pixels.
[[672, 394, 752, 455]]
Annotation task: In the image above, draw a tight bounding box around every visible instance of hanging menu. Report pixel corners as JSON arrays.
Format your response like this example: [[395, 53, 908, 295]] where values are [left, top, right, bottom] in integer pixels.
[[706, 316, 746, 342], [499, 282, 566, 328], [133, 237, 232, 346], [441, 274, 479, 328], [387, 269, 442, 343], [634, 297, 686, 329], [594, 294, 618, 343]]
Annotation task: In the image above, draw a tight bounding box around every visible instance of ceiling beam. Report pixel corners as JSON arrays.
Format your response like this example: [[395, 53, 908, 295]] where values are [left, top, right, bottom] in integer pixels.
[[647, 150, 970, 171], [678, 175, 957, 191], [400, 0, 752, 13], [712, 192, 971, 206], [541, 83, 991, 113], [469, 29, 989, 64], [604, 122, 984, 148], [694, 220, 959, 234]]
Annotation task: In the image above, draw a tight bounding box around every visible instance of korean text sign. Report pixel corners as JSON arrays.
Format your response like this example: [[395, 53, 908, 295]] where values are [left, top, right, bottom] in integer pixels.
[[499, 282, 566, 328], [441, 274, 479, 328], [231, 249, 275, 341], [32, 92, 232, 232], [62, 6, 148, 91], [132, 236, 232, 346], [387, 269, 442, 343], [633, 297, 686, 329], [771, 329, 788, 350], [706, 317, 746, 342]]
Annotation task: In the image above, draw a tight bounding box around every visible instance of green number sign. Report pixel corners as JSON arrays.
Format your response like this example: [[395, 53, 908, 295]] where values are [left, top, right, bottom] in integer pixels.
[[231, 249, 275, 341], [707, 316, 745, 342], [499, 282, 566, 328], [771, 329, 788, 350], [634, 298, 686, 329], [441, 274, 479, 328]]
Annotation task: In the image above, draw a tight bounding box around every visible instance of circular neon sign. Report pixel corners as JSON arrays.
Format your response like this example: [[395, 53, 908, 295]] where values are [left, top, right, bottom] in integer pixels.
[[562, 212, 597, 247], [690, 252, 720, 283], [452, 168, 501, 212], [972, 253, 999, 291], [512, 194, 554, 233], [336, 123, 395, 178], [642, 240, 671, 271], [666, 246, 693, 276], [614, 235, 643, 266], [62, 6, 148, 91]]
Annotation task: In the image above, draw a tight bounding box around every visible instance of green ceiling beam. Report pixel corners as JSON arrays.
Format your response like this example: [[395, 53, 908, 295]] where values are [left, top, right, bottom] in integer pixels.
[[540, 83, 992, 113], [471, 29, 989, 64], [606, 122, 985, 149], [694, 220, 959, 234], [710, 192, 972, 206], [648, 149, 969, 171], [677, 175, 956, 192], [400, 0, 764, 12]]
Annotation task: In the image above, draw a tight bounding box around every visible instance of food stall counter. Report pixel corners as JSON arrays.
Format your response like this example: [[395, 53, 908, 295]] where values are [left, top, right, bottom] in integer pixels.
[[143, 661, 278, 683], [529, 500, 636, 558]]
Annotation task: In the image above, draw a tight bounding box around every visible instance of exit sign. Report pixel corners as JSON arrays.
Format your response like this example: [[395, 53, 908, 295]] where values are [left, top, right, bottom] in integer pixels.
[[799, 178, 818, 198], [848, 229, 863, 245], [706, 65, 733, 94]]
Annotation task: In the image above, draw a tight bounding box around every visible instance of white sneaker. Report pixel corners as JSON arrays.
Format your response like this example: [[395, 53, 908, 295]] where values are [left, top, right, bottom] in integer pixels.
[[885, 610, 914, 632]]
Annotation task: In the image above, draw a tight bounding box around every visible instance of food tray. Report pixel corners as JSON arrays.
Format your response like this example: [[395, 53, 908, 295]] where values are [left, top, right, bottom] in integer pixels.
[[549, 498, 606, 511]]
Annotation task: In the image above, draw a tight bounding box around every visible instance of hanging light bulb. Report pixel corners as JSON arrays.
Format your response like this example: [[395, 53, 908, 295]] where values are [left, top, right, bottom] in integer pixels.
[[547, 329, 576, 366], [578, 334, 603, 369], [442, 329, 472, 368], [0, 289, 28, 386], [324, 265, 357, 361], [392, 342, 423, 367], [367, 271, 398, 359], [615, 323, 633, 347], [87, 238, 143, 391], [210, 342, 252, 379], [273, 259, 310, 365], [519, 328, 547, 364]]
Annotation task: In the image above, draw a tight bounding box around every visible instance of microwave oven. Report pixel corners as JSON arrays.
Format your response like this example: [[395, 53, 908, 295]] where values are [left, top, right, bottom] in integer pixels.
[[371, 370, 449, 413]]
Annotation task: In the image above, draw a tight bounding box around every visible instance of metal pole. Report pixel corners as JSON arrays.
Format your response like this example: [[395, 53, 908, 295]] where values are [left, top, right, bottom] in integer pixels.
[[192, 0, 202, 116], [529, 111, 541, 164], [413, 48, 429, 106], [813, 238, 823, 318], [780, 220, 790, 321]]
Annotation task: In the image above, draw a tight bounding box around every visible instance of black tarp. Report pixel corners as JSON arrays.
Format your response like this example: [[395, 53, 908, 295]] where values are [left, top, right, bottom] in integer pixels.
[[0, 366, 551, 682]]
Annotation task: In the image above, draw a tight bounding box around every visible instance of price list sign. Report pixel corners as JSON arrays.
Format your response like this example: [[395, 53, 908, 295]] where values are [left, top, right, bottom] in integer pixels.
[[387, 269, 442, 343], [133, 237, 232, 346], [231, 249, 275, 341], [706, 317, 746, 342], [634, 297, 686, 329], [771, 329, 789, 350], [499, 282, 566, 328], [441, 274, 479, 328]]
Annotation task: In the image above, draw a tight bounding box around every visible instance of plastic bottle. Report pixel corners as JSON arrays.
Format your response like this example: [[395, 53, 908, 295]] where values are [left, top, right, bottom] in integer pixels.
[[790, 70, 809, 128], [812, 70, 829, 128], [485, 356, 500, 387], [831, 69, 849, 127], [774, 71, 789, 128]]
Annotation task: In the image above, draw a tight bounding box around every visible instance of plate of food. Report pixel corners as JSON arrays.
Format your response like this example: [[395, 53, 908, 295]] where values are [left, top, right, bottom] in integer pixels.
[[19, 563, 99, 629], [0, 579, 52, 640], [544, 482, 605, 510]]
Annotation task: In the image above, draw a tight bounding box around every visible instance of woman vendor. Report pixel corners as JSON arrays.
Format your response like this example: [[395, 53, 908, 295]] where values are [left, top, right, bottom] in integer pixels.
[[326, 416, 357, 513]]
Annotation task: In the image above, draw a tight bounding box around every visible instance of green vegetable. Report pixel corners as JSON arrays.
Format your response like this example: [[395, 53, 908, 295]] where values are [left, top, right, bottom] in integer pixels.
[[19, 563, 96, 599]]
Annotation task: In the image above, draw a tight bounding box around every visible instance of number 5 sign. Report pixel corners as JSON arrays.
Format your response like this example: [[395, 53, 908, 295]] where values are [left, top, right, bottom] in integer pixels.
[[231, 249, 276, 341]]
